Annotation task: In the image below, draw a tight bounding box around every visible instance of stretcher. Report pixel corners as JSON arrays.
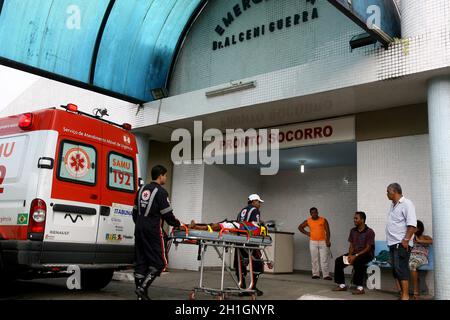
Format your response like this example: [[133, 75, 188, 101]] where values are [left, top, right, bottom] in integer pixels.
[[169, 225, 273, 300]]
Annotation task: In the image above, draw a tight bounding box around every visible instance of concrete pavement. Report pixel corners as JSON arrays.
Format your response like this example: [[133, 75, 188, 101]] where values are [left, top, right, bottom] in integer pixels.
[[0, 270, 415, 300]]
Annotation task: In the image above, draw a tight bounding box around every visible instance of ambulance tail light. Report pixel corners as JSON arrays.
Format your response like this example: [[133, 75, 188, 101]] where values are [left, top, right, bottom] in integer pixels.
[[28, 199, 47, 241], [122, 123, 132, 131], [19, 113, 33, 130]]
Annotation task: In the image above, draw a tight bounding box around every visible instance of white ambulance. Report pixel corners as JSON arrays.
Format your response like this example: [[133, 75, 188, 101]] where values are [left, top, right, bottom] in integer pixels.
[[0, 104, 139, 289]]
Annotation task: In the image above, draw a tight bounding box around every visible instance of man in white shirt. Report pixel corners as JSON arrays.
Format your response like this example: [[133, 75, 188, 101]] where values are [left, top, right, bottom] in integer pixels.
[[386, 183, 417, 300]]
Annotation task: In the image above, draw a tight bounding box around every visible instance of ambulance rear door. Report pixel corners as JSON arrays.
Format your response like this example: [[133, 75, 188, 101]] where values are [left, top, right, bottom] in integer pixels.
[[95, 127, 136, 264], [44, 134, 102, 263]]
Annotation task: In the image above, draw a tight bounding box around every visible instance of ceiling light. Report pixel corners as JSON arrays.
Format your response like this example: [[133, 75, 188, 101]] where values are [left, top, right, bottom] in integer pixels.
[[300, 160, 305, 174]]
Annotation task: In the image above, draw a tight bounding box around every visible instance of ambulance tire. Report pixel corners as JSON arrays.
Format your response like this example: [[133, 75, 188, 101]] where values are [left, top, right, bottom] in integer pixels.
[[80, 269, 114, 290], [0, 252, 4, 283], [0, 251, 12, 288]]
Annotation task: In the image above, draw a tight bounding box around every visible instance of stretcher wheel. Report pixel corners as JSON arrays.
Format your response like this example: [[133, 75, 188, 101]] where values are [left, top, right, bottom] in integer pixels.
[[189, 291, 196, 300]]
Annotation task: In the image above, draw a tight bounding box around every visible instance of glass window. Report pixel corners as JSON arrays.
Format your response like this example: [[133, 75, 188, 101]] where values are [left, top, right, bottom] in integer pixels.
[[58, 141, 97, 185], [108, 152, 135, 192]]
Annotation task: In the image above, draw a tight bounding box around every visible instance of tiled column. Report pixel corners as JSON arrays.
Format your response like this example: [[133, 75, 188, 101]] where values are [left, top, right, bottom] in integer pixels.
[[428, 76, 450, 299]]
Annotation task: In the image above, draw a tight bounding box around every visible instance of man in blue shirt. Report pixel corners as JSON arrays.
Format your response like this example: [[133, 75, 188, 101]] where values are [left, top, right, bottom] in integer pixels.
[[386, 183, 417, 300]]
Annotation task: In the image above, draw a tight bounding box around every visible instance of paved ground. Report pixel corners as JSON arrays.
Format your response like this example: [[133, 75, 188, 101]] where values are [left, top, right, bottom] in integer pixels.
[[0, 270, 416, 300]]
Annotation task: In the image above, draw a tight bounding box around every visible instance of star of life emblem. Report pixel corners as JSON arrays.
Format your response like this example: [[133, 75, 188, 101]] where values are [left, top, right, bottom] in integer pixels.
[[64, 148, 90, 178]]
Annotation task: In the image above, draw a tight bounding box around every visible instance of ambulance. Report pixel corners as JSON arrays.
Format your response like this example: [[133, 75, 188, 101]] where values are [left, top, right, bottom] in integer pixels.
[[0, 104, 139, 289]]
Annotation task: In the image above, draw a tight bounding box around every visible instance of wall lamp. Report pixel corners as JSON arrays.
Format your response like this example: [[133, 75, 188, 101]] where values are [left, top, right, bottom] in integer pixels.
[[349, 32, 377, 51], [151, 87, 169, 100], [205, 80, 256, 98]]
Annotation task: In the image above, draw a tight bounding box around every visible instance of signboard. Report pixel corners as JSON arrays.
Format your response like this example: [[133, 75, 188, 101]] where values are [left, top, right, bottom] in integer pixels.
[[328, 0, 401, 45], [216, 116, 355, 155]]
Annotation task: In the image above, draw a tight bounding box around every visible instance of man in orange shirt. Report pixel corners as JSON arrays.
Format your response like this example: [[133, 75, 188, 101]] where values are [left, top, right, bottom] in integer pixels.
[[298, 207, 332, 280]]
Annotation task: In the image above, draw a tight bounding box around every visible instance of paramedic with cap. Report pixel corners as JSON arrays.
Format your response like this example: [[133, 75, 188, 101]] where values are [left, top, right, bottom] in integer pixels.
[[234, 194, 265, 296], [132, 165, 182, 300]]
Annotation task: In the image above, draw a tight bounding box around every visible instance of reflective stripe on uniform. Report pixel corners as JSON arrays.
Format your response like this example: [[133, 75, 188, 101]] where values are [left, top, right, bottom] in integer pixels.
[[159, 219, 168, 270], [137, 187, 145, 216], [160, 206, 172, 215], [144, 188, 159, 217], [246, 207, 256, 221]]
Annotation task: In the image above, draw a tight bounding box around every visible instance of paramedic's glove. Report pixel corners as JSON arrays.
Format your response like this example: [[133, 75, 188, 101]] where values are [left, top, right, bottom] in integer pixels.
[[326, 240, 331, 247], [267, 262, 274, 270]]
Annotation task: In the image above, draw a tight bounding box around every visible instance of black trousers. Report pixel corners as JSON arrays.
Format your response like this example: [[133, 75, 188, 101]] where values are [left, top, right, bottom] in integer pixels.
[[234, 248, 264, 285], [389, 244, 411, 281], [334, 253, 373, 287]]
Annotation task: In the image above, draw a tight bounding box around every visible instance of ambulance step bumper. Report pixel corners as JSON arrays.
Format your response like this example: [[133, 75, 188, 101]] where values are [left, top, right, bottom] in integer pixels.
[[0, 240, 134, 268]]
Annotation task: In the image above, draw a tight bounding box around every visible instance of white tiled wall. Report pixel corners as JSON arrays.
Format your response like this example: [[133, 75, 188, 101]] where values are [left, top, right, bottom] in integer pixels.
[[260, 166, 357, 273], [132, 1, 450, 130], [357, 134, 434, 294], [194, 164, 357, 272], [201, 165, 261, 267], [171, 0, 363, 95], [168, 164, 205, 270], [357, 135, 433, 239]]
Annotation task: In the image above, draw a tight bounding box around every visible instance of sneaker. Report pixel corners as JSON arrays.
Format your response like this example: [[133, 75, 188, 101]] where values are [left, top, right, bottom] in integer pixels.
[[352, 288, 365, 295], [312, 275, 321, 279], [332, 286, 347, 292], [323, 276, 333, 280]]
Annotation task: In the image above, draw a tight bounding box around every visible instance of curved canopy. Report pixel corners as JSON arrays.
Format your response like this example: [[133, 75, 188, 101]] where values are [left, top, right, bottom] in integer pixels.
[[0, 0, 400, 103], [0, 0, 205, 103]]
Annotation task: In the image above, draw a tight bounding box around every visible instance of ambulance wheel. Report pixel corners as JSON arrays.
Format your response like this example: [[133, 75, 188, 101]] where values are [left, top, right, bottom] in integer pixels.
[[80, 269, 114, 290], [0, 254, 5, 285], [0, 253, 13, 289], [189, 291, 196, 300]]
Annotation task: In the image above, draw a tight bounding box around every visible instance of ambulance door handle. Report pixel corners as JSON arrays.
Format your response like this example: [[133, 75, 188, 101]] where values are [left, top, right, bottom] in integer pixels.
[[38, 157, 54, 169], [100, 206, 111, 217]]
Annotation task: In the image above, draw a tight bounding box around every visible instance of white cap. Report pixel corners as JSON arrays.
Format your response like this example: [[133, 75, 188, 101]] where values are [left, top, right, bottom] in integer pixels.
[[248, 194, 264, 203]]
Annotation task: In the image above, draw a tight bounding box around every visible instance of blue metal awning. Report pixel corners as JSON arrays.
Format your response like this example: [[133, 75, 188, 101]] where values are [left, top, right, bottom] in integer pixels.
[[0, 0, 205, 103], [0, 0, 400, 103], [328, 0, 401, 45]]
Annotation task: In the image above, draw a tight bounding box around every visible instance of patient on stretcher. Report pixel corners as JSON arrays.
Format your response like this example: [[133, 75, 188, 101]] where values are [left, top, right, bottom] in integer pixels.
[[187, 220, 267, 237]]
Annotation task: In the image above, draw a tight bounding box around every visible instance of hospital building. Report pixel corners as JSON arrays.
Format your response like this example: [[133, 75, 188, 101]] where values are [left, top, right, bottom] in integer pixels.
[[2, 0, 450, 299]]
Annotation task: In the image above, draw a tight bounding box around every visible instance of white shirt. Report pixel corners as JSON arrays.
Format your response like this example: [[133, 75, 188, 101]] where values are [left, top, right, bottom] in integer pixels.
[[386, 197, 417, 246]]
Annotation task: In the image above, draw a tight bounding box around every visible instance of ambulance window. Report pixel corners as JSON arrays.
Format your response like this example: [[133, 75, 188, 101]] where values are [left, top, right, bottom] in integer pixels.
[[108, 152, 135, 193], [58, 141, 97, 185]]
